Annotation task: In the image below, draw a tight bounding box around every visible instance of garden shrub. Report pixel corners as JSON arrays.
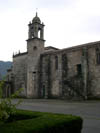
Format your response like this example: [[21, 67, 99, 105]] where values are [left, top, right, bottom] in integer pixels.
[[0, 110, 83, 133]]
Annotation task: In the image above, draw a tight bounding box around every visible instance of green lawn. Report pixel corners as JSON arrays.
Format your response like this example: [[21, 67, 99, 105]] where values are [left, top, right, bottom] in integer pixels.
[[0, 109, 83, 133]]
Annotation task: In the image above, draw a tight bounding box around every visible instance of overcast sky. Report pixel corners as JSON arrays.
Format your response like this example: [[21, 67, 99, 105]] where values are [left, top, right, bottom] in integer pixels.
[[0, 0, 100, 61]]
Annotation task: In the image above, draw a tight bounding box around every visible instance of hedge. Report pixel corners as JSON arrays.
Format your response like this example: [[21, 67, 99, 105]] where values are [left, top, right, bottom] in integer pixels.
[[0, 110, 83, 133]]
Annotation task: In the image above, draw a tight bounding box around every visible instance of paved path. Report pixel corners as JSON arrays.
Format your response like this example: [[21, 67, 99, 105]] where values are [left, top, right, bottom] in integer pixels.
[[16, 99, 100, 133]]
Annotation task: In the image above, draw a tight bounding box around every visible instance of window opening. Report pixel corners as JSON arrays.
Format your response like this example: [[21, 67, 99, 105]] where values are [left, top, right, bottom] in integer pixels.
[[42, 85, 45, 97], [96, 48, 100, 64], [55, 56, 58, 70], [33, 46, 37, 50], [38, 29, 41, 38], [77, 64, 82, 75]]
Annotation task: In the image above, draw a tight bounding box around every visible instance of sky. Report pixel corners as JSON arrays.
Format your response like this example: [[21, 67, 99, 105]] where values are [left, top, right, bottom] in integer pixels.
[[0, 0, 100, 61]]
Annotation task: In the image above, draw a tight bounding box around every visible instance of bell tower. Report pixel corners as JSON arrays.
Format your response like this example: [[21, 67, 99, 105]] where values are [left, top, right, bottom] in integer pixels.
[[28, 12, 44, 40], [27, 13, 45, 98]]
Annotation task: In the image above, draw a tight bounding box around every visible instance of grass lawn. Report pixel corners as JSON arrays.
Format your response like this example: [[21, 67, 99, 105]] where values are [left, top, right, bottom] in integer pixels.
[[0, 109, 83, 133]]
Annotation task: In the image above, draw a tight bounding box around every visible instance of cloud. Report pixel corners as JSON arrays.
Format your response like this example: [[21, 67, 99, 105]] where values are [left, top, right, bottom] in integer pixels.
[[0, 0, 100, 61], [77, 16, 100, 34], [34, 0, 78, 9]]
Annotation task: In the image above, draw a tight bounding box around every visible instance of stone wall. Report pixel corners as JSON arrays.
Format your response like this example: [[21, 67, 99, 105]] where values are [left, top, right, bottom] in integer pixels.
[[13, 54, 27, 97], [40, 43, 100, 99], [40, 48, 83, 99], [7, 38, 100, 99], [88, 45, 100, 98], [27, 38, 45, 98]]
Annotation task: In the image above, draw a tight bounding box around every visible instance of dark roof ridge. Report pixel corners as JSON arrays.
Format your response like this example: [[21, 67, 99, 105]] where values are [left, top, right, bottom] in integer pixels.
[[45, 46, 59, 50], [41, 40, 100, 55]]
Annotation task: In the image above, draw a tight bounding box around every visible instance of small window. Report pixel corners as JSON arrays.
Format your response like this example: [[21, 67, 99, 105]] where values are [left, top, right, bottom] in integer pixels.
[[32, 72, 36, 80], [42, 85, 45, 97], [38, 29, 41, 38], [33, 71, 36, 74], [55, 56, 58, 70], [96, 52, 100, 64], [77, 64, 82, 75], [33, 46, 37, 50]]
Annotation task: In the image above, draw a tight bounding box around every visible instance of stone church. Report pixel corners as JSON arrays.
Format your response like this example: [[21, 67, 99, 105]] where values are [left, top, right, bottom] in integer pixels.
[[6, 13, 100, 99]]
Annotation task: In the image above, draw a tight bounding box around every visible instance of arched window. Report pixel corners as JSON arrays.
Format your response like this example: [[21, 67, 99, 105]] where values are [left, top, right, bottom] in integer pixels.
[[55, 56, 58, 70], [96, 48, 100, 64], [38, 29, 41, 38]]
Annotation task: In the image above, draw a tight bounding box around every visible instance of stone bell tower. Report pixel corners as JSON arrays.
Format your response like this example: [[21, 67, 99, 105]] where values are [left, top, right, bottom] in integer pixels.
[[28, 12, 44, 39], [27, 12, 45, 98]]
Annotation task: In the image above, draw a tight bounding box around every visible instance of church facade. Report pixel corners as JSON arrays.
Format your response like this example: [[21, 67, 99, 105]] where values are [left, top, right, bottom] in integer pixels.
[[6, 13, 100, 99]]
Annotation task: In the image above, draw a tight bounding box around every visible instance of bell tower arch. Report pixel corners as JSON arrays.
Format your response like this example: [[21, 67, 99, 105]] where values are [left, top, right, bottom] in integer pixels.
[[28, 12, 44, 40]]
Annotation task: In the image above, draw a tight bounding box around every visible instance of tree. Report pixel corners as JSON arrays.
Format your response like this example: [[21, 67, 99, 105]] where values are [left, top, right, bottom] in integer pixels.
[[0, 80, 23, 121]]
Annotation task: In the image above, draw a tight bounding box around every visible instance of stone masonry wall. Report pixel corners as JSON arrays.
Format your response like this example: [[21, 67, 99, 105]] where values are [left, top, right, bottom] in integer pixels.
[[27, 38, 44, 98], [40, 46, 90, 99], [88, 45, 100, 98], [13, 54, 27, 97], [40, 48, 84, 99], [40, 43, 100, 99]]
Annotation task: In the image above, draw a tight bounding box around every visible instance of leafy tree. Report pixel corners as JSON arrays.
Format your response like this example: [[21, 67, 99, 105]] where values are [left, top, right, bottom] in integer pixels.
[[0, 80, 23, 121]]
